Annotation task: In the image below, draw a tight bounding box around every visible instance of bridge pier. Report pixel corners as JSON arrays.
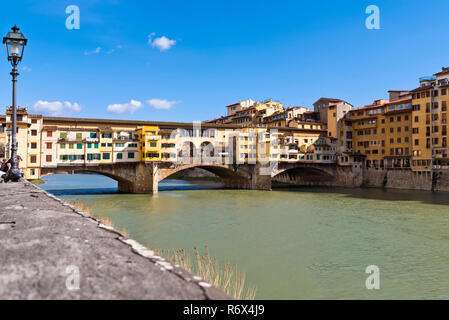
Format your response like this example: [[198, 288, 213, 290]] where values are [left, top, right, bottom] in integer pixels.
[[117, 162, 159, 194], [220, 163, 272, 191]]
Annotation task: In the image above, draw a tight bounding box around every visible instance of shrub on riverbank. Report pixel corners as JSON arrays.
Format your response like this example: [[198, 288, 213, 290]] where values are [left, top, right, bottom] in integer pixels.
[[29, 179, 45, 185], [66, 201, 128, 237], [156, 246, 257, 300]]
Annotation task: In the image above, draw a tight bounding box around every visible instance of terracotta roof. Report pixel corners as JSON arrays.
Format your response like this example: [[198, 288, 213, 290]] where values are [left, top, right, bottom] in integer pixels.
[[314, 97, 343, 104], [410, 85, 433, 92], [385, 96, 412, 105], [434, 67, 449, 76]]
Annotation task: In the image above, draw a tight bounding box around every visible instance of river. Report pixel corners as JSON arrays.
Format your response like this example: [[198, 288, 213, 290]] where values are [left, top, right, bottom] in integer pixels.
[[41, 174, 449, 299]]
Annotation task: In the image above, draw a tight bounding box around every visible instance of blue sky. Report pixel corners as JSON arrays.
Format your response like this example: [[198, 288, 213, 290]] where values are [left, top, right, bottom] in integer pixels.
[[0, 0, 448, 122]]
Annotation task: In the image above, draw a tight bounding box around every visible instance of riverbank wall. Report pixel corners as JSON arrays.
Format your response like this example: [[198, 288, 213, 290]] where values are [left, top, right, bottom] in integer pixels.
[[273, 166, 449, 192], [0, 181, 231, 300]]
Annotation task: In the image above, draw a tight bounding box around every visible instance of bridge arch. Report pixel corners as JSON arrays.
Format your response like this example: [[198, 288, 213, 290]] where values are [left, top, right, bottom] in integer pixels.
[[157, 163, 245, 183], [40, 166, 136, 187], [272, 164, 336, 186]]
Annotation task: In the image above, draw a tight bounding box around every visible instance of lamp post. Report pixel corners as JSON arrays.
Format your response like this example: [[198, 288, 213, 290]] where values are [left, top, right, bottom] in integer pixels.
[[6, 128, 12, 159], [3, 26, 27, 182]]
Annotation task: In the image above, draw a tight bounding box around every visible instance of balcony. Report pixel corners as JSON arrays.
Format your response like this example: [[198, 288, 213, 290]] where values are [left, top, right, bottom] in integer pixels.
[[420, 75, 437, 82]]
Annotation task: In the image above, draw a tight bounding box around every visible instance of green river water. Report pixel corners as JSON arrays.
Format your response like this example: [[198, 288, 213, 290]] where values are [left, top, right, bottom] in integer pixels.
[[42, 174, 449, 299]]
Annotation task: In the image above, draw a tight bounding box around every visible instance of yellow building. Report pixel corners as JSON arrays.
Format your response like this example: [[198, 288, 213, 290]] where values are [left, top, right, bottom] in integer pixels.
[[345, 100, 387, 168], [383, 97, 413, 168], [313, 98, 352, 139], [138, 126, 161, 161], [410, 67, 449, 170]]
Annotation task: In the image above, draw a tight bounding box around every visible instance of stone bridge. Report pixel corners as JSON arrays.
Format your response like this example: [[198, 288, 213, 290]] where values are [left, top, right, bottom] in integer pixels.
[[40, 161, 354, 194]]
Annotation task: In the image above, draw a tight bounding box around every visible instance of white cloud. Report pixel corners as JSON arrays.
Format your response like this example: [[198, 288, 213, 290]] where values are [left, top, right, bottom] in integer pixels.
[[147, 99, 180, 110], [21, 66, 32, 72], [107, 100, 143, 114], [107, 44, 123, 54], [33, 100, 82, 116], [84, 47, 102, 55], [148, 33, 176, 51]]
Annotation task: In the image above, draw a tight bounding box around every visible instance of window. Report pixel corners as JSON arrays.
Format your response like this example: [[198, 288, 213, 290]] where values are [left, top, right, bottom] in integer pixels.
[[47, 131, 53, 137], [117, 153, 123, 160], [94, 143, 99, 148], [46, 143, 52, 149], [415, 139, 419, 146], [103, 153, 111, 160], [87, 154, 101, 161], [69, 144, 74, 149], [76, 133, 82, 140], [60, 143, 66, 149], [60, 132, 67, 139], [90, 132, 97, 138], [30, 155, 37, 163], [150, 142, 157, 147], [31, 119, 37, 124], [46, 155, 52, 162], [77, 144, 83, 149], [88, 143, 92, 148], [128, 152, 135, 159], [31, 130, 37, 136], [31, 143, 37, 149]]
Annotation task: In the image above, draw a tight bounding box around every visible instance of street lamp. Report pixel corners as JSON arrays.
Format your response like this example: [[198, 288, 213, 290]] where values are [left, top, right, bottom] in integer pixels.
[[6, 128, 12, 159], [3, 25, 27, 182]]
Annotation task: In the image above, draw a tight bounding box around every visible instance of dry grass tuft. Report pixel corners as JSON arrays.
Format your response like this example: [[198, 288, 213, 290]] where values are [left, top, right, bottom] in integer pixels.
[[156, 246, 257, 300], [66, 201, 128, 237]]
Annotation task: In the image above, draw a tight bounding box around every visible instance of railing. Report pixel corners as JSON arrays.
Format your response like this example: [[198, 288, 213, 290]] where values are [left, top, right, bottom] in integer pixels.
[[419, 75, 436, 82]]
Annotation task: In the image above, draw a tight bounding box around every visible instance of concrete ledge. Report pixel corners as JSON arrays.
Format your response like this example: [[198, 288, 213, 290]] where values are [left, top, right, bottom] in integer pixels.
[[0, 180, 232, 300]]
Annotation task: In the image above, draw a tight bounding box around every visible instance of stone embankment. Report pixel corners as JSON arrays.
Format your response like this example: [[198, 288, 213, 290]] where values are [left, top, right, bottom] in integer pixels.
[[273, 166, 449, 192], [0, 181, 231, 300]]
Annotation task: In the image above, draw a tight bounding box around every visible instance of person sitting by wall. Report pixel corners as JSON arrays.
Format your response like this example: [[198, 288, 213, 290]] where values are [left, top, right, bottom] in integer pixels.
[[0, 159, 8, 180], [2, 156, 23, 183]]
